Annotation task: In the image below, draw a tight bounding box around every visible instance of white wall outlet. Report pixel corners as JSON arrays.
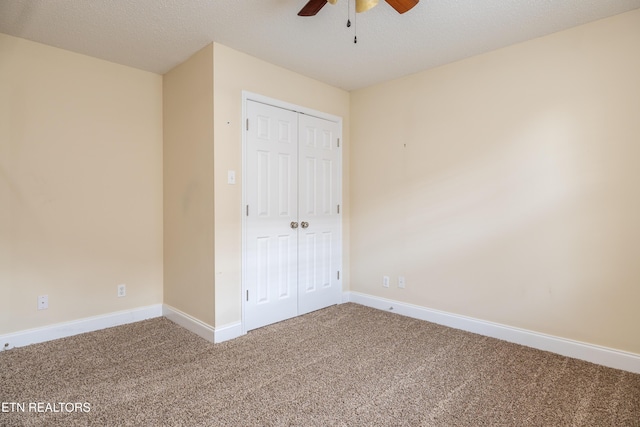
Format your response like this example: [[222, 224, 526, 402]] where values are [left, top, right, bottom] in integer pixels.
[[227, 170, 236, 185], [383, 276, 390, 288], [37, 295, 48, 310], [398, 276, 406, 289], [117, 284, 126, 297]]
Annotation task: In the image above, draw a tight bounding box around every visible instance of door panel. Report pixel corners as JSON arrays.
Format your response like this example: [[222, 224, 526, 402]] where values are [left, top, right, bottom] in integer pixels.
[[297, 114, 341, 315], [245, 101, 299, 331]]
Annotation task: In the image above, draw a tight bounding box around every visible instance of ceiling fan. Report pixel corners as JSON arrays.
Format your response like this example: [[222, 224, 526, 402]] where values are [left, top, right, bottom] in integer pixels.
[[298, 0, 419, 16]]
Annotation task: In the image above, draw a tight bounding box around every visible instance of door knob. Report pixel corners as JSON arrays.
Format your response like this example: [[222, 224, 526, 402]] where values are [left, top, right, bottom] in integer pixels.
[[301, 221, 309, 229], [290, 221, 299, 229]]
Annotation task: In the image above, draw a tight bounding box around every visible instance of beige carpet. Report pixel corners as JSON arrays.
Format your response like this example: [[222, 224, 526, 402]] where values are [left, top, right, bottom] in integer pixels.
[[1, 303, 639, 426]]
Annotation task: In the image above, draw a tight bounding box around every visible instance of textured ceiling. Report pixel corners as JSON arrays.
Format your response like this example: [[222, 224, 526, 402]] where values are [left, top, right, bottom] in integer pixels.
[[1, 0, 639, 91]]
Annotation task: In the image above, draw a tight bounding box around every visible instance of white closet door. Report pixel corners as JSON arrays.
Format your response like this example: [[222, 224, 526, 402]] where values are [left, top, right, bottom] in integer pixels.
[[245, 100, 299, 331], [297, 114, 341, 315], [244, 99, 342, 332]]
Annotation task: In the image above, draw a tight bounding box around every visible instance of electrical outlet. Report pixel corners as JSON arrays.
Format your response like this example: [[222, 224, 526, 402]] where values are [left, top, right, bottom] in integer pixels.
[[383, 276, 390, 288], [117, 284, 126, 297], [37, 295, 48, 310], [398, 276, 406, 289]]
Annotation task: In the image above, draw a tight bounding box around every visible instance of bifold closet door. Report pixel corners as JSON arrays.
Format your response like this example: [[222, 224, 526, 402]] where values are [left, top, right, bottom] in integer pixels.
[[244, 100, 341, 332]]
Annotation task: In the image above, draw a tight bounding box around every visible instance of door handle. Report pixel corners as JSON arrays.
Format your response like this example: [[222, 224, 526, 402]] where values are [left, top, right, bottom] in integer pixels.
[[301, 221, 309, 229], [290, 221, 299, 229]]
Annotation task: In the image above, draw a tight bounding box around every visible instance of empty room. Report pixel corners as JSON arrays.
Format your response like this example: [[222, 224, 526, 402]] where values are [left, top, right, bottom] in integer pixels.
[[1, 0, 639, 425]]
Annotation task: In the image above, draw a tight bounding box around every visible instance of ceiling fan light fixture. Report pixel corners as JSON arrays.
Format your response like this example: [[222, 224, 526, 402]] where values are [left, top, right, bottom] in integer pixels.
[[356, 0, 379, 13], [327, 0, 338, 4]]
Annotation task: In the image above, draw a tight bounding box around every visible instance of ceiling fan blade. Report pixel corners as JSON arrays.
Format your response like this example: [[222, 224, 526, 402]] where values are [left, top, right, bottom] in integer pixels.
[[298, 0, 328, 16], [384, 0, 419, 14]]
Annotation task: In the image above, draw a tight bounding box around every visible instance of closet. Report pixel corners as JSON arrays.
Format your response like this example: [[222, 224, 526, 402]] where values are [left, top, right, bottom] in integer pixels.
[[243, 98, 342, 331]]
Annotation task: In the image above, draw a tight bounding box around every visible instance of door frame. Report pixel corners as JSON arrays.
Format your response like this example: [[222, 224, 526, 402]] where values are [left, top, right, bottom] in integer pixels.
[[241, 91, 343, 334]]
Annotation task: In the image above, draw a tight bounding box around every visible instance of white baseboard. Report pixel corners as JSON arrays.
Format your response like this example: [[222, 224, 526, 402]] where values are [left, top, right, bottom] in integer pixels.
[[1, 304, 244, 351], [0, 304, 163, 351], [162, 304, 215, 343], [214, 321, 244, 343], [6, 294, 636, 374], [162, 304, 244, 344], [344, 291, 640, 374]]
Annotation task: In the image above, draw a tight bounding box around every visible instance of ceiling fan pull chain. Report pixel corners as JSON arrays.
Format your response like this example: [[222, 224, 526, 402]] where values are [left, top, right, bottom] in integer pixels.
[[353, 2, 358, 44], [347, 0, 351, 27]]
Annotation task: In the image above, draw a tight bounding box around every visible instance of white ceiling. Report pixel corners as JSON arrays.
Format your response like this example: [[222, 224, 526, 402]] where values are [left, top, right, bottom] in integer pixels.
[[1, 0, 639, 91]]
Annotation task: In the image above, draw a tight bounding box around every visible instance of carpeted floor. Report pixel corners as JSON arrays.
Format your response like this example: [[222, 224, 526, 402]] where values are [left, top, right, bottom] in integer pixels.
[[1, 303, 639, 426]]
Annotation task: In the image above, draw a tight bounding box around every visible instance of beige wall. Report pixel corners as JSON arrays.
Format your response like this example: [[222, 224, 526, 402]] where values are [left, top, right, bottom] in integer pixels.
[[212, 43, 350, 327], [0, 34, 163, 334], [7, 7, 635, 356], [350, 10, 640, 354], [163, 44, 215, 326]]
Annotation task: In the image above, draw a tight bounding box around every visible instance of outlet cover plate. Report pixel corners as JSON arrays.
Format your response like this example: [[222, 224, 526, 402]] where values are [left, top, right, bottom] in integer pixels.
[[37, 295, 48, 310], [383, 276, 390, 288]]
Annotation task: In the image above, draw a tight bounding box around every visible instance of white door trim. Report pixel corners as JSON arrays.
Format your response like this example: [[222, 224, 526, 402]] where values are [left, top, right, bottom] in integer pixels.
[[241, 91, 343, 335]]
